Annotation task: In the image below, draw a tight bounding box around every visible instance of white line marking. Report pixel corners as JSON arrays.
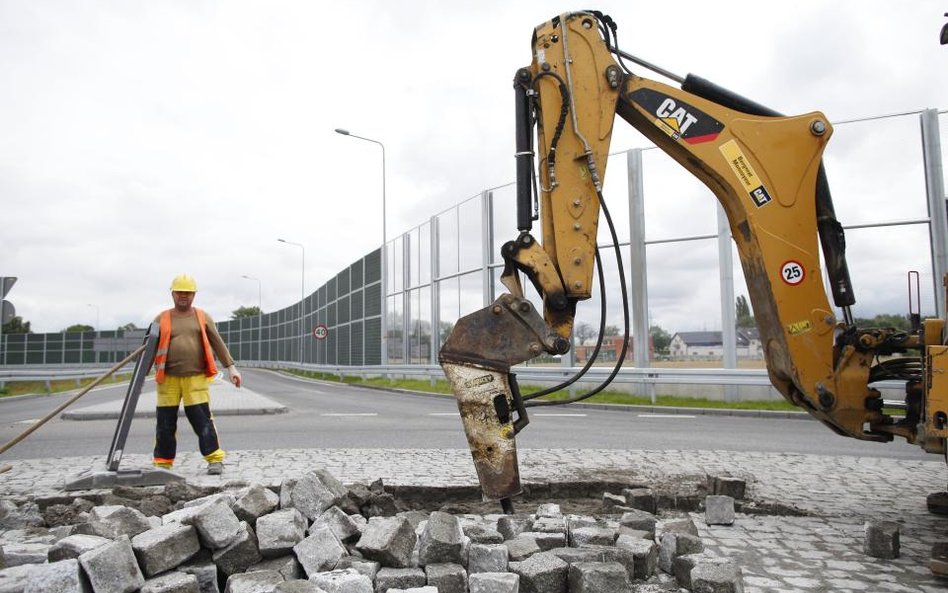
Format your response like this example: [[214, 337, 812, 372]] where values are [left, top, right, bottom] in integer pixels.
[[429, 412, 460, 416], [637, 413, 696, 419], [534, 413, 587, 417], [320, 413, 378, 417], [17, 419, 39, 424]]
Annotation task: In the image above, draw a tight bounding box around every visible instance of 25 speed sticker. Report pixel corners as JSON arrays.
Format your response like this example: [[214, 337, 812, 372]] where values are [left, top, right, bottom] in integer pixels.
[[780, 260, 805, 285]]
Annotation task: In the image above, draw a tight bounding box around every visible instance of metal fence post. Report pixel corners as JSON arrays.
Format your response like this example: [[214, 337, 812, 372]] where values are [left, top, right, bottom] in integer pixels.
[[922, 109, 947, 320], [717, 203, 738, 402], [627, 148, 654, 402]]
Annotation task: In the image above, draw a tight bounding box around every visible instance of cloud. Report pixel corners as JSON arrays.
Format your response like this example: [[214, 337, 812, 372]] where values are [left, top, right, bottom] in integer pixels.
[[1, 1, 945, 335]]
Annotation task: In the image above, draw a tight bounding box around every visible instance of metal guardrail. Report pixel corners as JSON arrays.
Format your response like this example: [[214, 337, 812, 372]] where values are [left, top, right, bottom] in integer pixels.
[[2, 362, 905, 401]]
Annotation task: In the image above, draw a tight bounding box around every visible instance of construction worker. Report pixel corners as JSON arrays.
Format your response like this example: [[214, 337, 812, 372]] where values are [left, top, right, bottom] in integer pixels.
[[152, 274, 241, 475]]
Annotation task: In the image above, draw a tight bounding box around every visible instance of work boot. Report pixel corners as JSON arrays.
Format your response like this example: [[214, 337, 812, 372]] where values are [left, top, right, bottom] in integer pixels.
[[207, 462, 223, 475]]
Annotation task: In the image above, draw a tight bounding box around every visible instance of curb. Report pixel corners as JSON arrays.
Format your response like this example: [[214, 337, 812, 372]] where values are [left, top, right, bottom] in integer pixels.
[[60, 405, 288, 421]]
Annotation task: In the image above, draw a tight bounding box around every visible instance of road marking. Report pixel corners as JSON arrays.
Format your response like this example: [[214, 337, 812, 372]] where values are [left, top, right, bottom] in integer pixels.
[[637, 413, 696, 419], [320, 413, 378, 417], [429, 412, 460, 416], [17, 419, 39, 424], [534, 413, 587, 417]]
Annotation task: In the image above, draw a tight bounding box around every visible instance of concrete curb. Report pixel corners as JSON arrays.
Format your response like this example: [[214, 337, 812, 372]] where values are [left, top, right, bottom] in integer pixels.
[[60, 405, 288, 421]]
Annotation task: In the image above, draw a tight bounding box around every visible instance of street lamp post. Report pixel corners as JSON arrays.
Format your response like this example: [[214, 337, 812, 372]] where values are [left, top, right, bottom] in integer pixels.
[[241, 275, 262, 313], [241, 274, 263, 363], [277, 239, 305, 366], [87, 303, 100, 330], [334, 127, 387, 365]]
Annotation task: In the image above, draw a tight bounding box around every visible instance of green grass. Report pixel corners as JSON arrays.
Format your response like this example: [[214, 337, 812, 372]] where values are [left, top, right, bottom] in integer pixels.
[[284, 369, 801, 412], [0, 373, 134, 398]]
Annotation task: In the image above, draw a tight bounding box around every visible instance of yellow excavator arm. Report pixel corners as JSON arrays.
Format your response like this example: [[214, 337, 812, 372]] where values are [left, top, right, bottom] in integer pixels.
[[439, 11, 944, 508]]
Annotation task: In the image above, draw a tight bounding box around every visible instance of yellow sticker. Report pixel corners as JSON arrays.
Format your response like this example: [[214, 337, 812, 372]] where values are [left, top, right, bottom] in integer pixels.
[[578, 165, 589, 180], [720, 140, 772, 207], [787, 320, 813, 336]]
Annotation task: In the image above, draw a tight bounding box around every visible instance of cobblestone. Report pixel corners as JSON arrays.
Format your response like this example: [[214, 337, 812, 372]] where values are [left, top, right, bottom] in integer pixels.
[[0, 448, 946, 591]]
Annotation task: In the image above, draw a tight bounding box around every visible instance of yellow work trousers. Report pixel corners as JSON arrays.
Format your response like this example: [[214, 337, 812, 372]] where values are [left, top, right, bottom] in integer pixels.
[[153, 375, 225, 467]]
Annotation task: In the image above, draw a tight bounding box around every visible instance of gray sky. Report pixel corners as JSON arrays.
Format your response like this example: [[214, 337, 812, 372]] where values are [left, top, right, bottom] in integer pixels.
[[2, 1, 946, 334]]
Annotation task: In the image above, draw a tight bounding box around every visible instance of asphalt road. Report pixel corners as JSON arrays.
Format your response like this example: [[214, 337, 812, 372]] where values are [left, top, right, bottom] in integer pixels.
[[0, 368, 934, 462]]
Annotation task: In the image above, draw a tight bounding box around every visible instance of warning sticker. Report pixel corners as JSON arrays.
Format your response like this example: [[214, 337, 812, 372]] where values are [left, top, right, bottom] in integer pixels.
[[787, 319, 813, 336], [720, 140, 772, 208]]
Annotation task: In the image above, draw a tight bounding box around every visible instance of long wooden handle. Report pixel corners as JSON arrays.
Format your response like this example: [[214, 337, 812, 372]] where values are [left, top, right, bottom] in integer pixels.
[[0, 344, 147, 457]]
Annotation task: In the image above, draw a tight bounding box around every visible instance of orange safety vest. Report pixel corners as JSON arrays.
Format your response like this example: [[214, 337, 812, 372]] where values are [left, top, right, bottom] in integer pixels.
[[155, 308, 218, 384]]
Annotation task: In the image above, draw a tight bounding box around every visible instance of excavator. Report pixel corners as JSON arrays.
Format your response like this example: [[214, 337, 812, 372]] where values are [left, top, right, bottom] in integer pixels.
[[438, 9, 948, 527]]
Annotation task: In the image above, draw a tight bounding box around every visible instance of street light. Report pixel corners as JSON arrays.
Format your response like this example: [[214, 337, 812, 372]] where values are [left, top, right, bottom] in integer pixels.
[[87, 303, 100, 330], [277, 239, 305, 366], [241, 275, 262, 313], [241, 275, 263, 363], [335, 127, 388, 365]]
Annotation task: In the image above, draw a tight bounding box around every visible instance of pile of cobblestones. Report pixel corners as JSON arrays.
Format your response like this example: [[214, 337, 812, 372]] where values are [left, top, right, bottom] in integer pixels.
[[0, 468, 752, 593]]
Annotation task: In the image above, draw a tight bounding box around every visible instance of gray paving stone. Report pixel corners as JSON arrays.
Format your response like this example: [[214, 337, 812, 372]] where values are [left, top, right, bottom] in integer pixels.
[[78, 536, 145, 593], [271, 581, 321, 593], [310, 507, 360, 544], [212, 522, 263, 577], [568, 527, 615, 548], [705, 496, 735, 526], [247, 555, 304, 581], [418, 511, 463, 566], [293, 525, 347, 577], [710, 476, 746, 500], [466, 543, 507, 573], [509, 551, 568, 593], [621, 488, 657, 515], [257, 509, 308, 558], [87, 506, 152, 540], [505, 535, 541, 562], [690, 560, 744, 593], [178, 561, 220, 593], [355, 517, 415, 569], [615, 533, 657, 580], [189, 500, 242, 550], [332, 558, 379, 582], [140, 572, 200, 593], [0, 564, 38, 593], [424, 563, 466, 593], [496, 516, 532, 541], [568, 561, 630, 593], [223, 570, 284, 593], [232, 485, 280, 527], [658, 532, 704, 575], [864, 520, 900, 559], [468, 572, 519, 593], [48, 535, 112, 563], [291, 470, 348, 521], [22, 558, 88, 593], [375, 567, 425, 592], [308, 568, 372, 593], [132, 522, 201, 577], [2, 543, 49, 567]]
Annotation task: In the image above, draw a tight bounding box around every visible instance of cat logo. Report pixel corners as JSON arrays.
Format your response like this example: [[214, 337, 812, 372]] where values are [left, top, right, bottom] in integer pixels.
[[628, 89, 724, 144], [656, 98, 698, 139]]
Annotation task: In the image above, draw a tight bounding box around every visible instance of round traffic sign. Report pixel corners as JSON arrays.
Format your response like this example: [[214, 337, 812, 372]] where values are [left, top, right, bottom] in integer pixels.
[[312, 324, 329, 340]]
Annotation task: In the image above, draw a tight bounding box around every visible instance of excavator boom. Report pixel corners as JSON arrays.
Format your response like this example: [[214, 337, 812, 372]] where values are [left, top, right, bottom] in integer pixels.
[[440, 11, 944, 507]]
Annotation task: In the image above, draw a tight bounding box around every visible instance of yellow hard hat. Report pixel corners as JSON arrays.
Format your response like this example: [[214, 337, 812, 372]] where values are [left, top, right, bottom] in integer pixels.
[[170, 274, 198, 292]]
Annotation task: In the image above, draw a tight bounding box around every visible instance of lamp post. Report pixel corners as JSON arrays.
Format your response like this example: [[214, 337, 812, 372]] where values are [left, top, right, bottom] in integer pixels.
[[87, 303, 100, 330], [241, 275, 262, 313], [334, 127, 387, 365], [277, 239, 305, 366], [241, 275, 263, 363]]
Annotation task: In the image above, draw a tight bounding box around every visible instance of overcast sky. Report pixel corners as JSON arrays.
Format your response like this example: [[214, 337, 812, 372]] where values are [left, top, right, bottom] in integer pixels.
[[2, 1, 947, 334]]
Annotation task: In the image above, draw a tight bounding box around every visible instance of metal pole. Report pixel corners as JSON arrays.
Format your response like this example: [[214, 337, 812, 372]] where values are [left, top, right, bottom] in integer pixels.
[[717, 203, 738, 402], [626, 149, 654, 402], [334, 128, 387, 365], [922, 109, 948, 320], [277, 239, 305, 366]]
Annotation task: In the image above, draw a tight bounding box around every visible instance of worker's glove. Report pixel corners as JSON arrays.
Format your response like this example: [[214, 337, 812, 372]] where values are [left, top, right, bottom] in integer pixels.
[[226, 365, 242, 388]]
